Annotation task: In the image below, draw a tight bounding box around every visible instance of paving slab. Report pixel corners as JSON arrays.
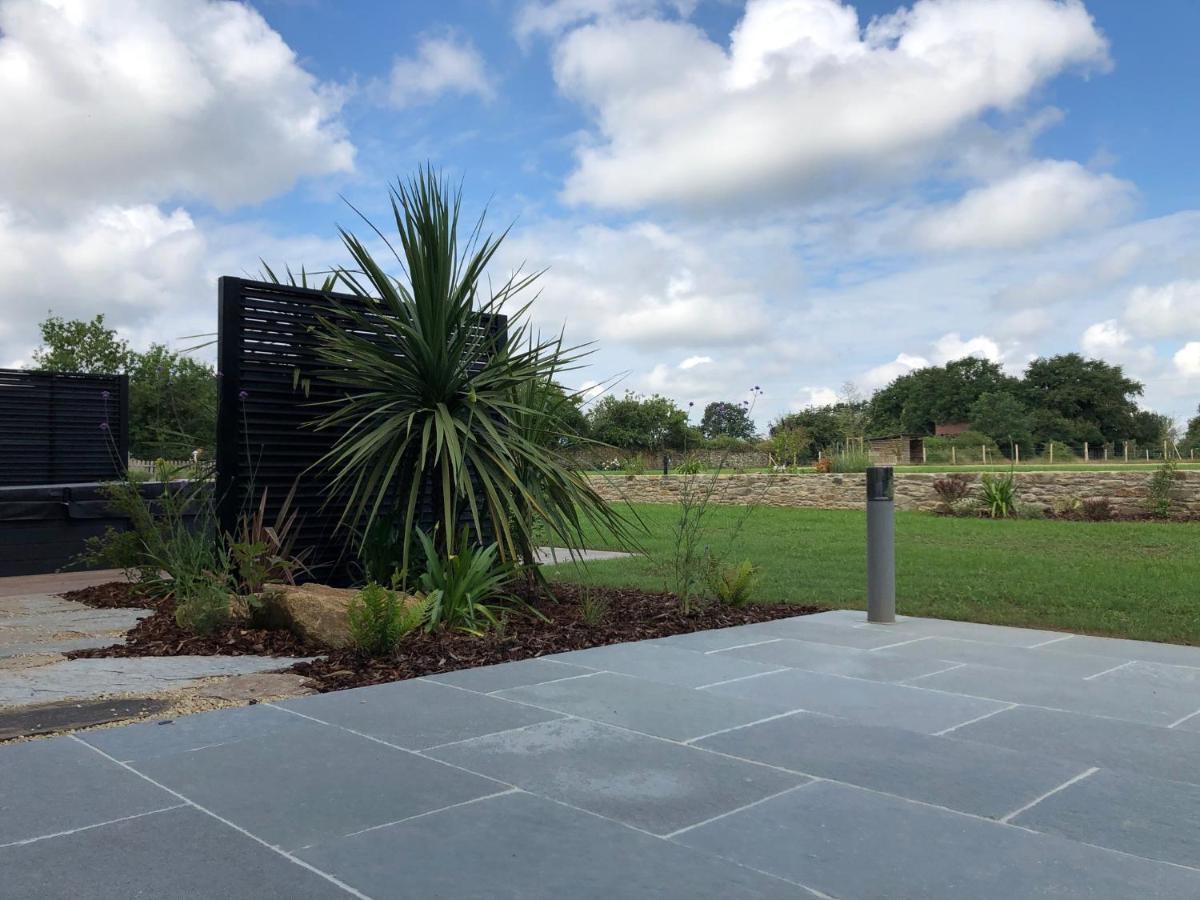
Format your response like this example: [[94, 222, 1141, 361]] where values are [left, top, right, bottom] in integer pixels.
[[495, 671, 784, 742], [0, 655, 313, 707], [423, 657, 593, 693], [0, 805, 339, 899], [950, 705, 1200, 784], [299, 789, 803, 899], [0, 697, 172, 741], [712, 637, 961, 682], [702, 667, 1009, 734], [695, 710, 1085, 819], [79, 703, 310, 763], [547, 640, 784, 688], [916, 661, 1200, 726], [674, 779, 1200, 899], [649, 622, 796, 652], [776, 609, 1071, 648], [0, 736, 173, 845], [131, 719, 504, 852], [1013, 767, 1200, 869], [276, 678, 564, 750], [1042, 633, 1200, 667], [875, 635, 1127, 678], [426, 716, 806, 836]]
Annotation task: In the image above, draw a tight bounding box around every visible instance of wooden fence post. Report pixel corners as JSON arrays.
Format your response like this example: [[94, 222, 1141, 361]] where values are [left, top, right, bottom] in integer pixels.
[[1049, 442, 1054, 464], [1084, 441, 1089, 462], [951, 445, 956, 465], [982, 445, 986, 464], [1124, 441, 1129, 462]]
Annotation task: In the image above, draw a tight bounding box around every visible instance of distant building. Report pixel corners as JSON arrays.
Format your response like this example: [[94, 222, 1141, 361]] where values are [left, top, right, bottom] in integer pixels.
[[867, 434, 924, 465], [935, 421, 971, 437]]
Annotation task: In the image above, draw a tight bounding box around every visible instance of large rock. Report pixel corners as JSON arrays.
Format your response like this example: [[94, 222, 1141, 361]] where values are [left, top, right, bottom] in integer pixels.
[[260, 583, 360, 649]]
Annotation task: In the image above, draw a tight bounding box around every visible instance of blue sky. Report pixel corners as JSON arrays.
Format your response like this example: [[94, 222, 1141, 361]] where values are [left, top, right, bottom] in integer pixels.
[[2, 0, 1198, 428]]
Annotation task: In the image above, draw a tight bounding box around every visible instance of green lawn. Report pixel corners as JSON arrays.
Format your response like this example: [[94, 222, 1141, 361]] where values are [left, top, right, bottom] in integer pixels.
[[544, 504, 1200, 645], [584, 462, 1200, 475]]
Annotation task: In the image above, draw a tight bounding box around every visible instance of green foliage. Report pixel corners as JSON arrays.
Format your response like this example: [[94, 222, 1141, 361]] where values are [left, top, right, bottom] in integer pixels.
[[577, 587, 609, 627], [32, 313, 133, 373], [174, 576, 233, 635], [829, 450, 869, 473], [1021, 353, 1143, 445], [674, 456, 703, 475], [227, 482, 308, 594], [1147, 459, 1177, 518], [870, 357, 1017, 435], [771, 404, 860, 460], [979, 471, 1017, 519], [347, 582, 426, 656], [969, 391, 1032, 448], [416, 529, 512, 634], [769, 424, 811, 466], [699, 401, 756, 440], [705, 558, 758, 606], [1081, 498, 1113, 521], [619, 455, 646, 475], [303, 168, 628, 571], [932, 474, 972, 510], [587, 391, 690, 450], [127, 345, 217, 458], [1182, 406, 1200, 454]]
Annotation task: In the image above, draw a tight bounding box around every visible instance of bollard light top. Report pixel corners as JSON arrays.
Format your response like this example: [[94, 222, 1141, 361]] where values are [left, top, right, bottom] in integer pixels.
[[866, 466, 894, 501]]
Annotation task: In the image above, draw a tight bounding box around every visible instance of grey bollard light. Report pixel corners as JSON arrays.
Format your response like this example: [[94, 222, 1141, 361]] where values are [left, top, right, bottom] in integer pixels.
[[866, 466, 896, 624]]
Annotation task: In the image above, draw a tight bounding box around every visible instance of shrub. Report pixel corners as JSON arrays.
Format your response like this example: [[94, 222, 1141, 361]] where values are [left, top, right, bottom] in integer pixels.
[[932, 474, 971, 510], [620, 455, 646, 475], [227, 482, 308, 594], [1081, 497, 1113, 521], [1147, 459, 1177, 518], [948, 497, 983, 518], [348, 582, 426, 655], [980, 472, 1017, 519], [416, 529, 513, 634], [174, 575, 233, 634], [577, 588, 609, 627], [1052, 495, 1083, 519], [705, 559, 759, 607], [814, 456, 833, 473], [674, 456, 703, 475], [830, 450, 870, 473]]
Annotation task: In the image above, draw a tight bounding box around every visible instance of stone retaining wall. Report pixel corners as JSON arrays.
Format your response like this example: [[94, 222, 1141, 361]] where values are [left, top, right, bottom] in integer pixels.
[[586, 470, 1200, 516]]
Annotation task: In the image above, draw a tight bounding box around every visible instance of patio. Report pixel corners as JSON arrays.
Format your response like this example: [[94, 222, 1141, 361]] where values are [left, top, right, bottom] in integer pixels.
[[4, 609, 1200, 898]]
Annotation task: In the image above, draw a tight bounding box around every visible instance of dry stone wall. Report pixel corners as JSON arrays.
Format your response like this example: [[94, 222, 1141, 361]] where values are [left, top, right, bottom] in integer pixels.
[[586, 470, 1200, 517]]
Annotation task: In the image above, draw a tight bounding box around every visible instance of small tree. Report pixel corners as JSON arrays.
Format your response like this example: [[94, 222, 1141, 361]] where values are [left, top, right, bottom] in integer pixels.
[[699, 401, 756, 440], [32, 313, 132, 374], [771, 425, 810, 466], [970, 391, 1032, 454]]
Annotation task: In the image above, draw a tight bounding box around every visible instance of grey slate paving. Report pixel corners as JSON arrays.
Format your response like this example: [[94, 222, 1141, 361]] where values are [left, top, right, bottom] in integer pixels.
[[712, 637, 961, 682], [276, 677, 564, 749], [702, 667, 1009, 734], [80, 703, 308, 762], [952, 704, 1200, 784], [1045, 633, 1200, 667], [423, 657, 593, 693], [1014, 768, 1200, 869], [650, 623, 796, 652], [131, 720, 504, 851], [695, 710, 1085, 819], [674, 780, 1200, 900], [425, 716, 807, 836], [876, 635, 1125, 678], [0, 806, 340, 899], [0, 736, 173, 845], [547, 640, 785, 687], [916, 660, 1200, 726], [300, 789, 804, 899], [495, 671, 784, 742]]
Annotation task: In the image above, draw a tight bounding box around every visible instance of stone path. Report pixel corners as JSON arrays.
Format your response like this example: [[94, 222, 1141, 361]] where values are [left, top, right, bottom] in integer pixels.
[[4, 610, 1200, 898]]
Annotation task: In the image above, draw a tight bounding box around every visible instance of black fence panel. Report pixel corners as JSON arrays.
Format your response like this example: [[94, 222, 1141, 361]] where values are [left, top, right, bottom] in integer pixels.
[[215, 277, 505, 585], [0, 369, 128, 487]]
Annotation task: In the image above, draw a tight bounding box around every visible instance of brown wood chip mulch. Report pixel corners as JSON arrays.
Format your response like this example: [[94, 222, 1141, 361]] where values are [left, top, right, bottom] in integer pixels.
[[60, 581, 825, 693]]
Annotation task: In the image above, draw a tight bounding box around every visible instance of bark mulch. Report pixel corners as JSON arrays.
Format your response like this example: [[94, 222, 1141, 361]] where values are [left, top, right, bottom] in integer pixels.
[[59, 581, 163, 610], [291, 583, 824, 693], [65, 595, 323, 660]]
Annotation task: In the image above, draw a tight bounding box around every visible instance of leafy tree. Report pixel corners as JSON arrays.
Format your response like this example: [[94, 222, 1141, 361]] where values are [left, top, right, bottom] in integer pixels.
[[31, 313, 132, 373], [127, 346, 217, 458], [1021, 354, 1143, 444], [770, 404, 857, 458], [1130, 410, 1172, 448], [1182, 405, 1200, 454], [770, 424, 811, 465], [870, 357, 1018, 435], [586, 392, 690, 450], [699, 401, 756, 440], [969, 391, 1032, 448]]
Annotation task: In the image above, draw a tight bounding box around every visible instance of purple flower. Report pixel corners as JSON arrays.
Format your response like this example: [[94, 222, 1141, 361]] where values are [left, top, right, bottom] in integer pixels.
[[688, 401, 694, 407], [100, 390, 110, 400], [754, 385, 761, 391], [99, 422, 109, 432], [238, 390, 249, 400]]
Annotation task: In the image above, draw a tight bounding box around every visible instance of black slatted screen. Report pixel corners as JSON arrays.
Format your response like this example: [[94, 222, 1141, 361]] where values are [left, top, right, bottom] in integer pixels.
[[0, 369, 128, 487], [215, 277, 505, 584]]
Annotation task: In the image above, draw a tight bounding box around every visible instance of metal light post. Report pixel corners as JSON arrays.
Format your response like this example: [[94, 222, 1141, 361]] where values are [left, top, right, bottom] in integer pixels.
[[866, 466, 896, 624]]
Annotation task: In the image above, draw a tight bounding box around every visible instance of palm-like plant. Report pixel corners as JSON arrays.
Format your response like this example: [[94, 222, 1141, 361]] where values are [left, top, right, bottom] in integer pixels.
[[308, 168, 629, 573]]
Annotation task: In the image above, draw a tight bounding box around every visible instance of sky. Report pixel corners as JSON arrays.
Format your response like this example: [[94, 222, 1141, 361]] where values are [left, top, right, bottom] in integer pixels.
[[1, 0, 1198, 429]]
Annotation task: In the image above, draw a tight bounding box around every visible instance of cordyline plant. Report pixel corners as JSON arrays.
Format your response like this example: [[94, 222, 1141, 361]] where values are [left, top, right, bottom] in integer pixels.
[[305, 167, 631, 576]]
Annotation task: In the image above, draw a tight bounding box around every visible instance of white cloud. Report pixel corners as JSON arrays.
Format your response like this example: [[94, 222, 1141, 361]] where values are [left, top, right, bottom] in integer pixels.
[[791, 386, 840, 408], [914, 161, 1135, 251], [553, 0, 1108, 210], [930, 332, 1004, 364], [1175, 343, 1200, 378], [1124, 280, 1200, 340], [387, 33, 494, 107], [861, 353, 930, 390], [0, 0, 353, 213], [515, 0, 693, 42], [1080, 319, 1155, 370], [679, 355, 712, 369]]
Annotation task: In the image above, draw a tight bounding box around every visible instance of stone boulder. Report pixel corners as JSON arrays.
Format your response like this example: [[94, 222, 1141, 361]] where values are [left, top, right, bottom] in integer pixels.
[[259, 583, 360, 649]]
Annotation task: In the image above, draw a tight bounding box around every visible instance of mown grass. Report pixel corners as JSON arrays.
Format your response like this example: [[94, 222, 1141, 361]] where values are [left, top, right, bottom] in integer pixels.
[[544, 504, 1200, 645]]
